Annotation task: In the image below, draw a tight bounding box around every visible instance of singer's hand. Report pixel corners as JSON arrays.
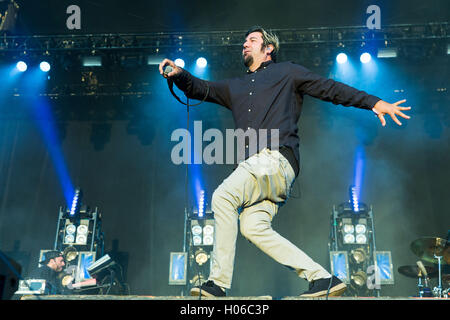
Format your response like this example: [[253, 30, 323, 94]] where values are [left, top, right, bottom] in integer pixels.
[[372, 99, 411, 127], [159, 58, 182, 79]]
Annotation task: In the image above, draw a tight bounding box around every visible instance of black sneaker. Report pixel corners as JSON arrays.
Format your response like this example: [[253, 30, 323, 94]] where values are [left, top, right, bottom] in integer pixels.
[[190, 280, 226, 297], [299, 276, 346, 298]]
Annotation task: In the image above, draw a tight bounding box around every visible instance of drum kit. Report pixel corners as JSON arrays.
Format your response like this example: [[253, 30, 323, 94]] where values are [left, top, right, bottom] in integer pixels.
[[398, 236, 450, 298]]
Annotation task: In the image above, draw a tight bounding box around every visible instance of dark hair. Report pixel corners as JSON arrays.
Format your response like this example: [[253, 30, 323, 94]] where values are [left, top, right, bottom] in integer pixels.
[[245, 26, 280, 62], [41, 251, 62, 264]]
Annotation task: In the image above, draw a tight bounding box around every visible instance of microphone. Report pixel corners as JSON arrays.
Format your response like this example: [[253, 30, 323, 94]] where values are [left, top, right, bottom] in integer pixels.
[[164, 65, 173, 77]]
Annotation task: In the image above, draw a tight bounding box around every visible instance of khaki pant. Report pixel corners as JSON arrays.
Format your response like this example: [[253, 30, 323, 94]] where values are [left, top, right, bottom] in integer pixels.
[[209, 148, 331, 289]]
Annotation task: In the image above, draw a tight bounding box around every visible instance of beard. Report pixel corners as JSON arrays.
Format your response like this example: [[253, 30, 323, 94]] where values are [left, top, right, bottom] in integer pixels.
[[243, 54, 253, 67]]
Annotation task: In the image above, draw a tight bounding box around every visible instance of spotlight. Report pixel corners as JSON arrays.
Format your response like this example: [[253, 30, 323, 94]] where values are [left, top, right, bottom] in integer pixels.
[[355, 224, 366, 234], [70, 188, 82, 216], [360, 53, 372, 64], [194, 249, 209, 266], [64, 234, 75, 244], [377, 48, 397, 59], [40, 61, 51, 72], [174, 58, 185, 68], [356, 234, 367, 244], [351, 248, 367, 264], [343, 233, 355, 244], [351, 271, 367, 287], [82, 56, 102, 67], [336, 53, 348, 64], [196, 57, 208, 68], [16, 61, 27, 72]]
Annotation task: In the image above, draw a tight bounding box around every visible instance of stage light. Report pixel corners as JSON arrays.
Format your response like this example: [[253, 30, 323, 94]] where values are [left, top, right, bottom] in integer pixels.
[[196, 57, 207, 68], [356, 234, 367, 244], [70, 188, 82, 216], [349, 185, 359, 212], [343, 224, 354, 234], [76, 234, 87, 244], [64, 234, 75, 244], [377, 48, 397, 59], [198, 190, 205, 218], [355, 224, 366, 234], [77, 224, 88, 235], [194, 249, 208, 266], [360, 53, 372, 64], [174, 58, 185, 68], [336, 53, 348, 64], [343, 233, 355, 244], [66, 224, 76, 235], [351, 271, 367, 287], [192, 225, 202, 236], [40, 61, 51, 72], [16, 61, 27, 72], [82, 56, 102, 67], [193, 236, 202, 246], [351, 248, 367, 264]]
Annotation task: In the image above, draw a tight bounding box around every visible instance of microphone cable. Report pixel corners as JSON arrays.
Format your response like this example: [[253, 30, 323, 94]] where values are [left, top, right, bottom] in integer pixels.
[[165, 67, 210, 300]]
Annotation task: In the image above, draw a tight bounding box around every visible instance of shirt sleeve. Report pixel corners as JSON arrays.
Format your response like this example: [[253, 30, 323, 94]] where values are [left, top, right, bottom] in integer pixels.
[[292, 63, 381, 110], [172, 69, 232, 109]]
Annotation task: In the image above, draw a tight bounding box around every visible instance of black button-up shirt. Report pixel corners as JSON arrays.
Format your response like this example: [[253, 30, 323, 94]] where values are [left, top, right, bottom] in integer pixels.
[[173, 60, 381, 177]]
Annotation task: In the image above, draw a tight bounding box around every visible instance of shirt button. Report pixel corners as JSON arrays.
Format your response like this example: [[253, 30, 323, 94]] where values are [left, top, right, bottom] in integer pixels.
[[246, 145, 249, 148], [249, 92, 253, 95], [251, 79, 255, 82], [248, 108, 251, 112]]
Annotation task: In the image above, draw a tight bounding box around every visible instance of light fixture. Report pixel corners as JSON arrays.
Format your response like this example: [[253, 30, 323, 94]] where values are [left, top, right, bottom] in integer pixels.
[[377, 48, 397, 59], [70, 188, 82, 216], [194, 249, 209, 266], [336, 53, 348, 64], [360, 52, 372, 64], [174, 58, 185, 68], [351, 248, 367, 264], [196, 57, 207, 68], [40, 61, 51, 72], [355, 224, 366, 234], [66, 224, 76, 235], [343, 224, 354, 234], [16, 61, 27, 72], [344, 233, 355, 244], [64, 234, 75, 244], [356, 234, 367, 244], [63, 246, 78, 262], [82, 56, 102, 67], [351, 270, 367, 287]]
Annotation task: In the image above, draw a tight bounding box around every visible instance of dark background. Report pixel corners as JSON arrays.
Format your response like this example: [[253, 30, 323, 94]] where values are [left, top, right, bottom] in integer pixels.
[[0, 0, 449, 297]]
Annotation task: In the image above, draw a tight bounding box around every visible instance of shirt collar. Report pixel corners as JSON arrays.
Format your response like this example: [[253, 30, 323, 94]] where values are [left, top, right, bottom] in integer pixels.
[[246, 60, 273, 74]]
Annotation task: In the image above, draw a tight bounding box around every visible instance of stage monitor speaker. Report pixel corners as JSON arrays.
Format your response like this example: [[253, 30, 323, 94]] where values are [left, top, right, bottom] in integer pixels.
[[0, 251, 22, 300]]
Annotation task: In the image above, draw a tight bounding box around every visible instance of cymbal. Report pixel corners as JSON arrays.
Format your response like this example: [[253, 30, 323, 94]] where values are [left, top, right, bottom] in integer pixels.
[[398, 265, 438, 278], [410, 237, 449, 264]]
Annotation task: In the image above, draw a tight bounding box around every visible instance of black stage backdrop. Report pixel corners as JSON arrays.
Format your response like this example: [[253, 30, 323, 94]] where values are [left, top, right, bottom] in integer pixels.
[[0, 0, 449, 298], [10, 0, 450, 34]]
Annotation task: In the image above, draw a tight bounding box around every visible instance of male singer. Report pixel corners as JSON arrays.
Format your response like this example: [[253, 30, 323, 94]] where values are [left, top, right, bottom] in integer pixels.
[[159, 26, 410, 297]]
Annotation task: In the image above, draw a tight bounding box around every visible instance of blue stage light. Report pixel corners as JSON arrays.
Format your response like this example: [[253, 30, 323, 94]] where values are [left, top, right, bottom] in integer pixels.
[[40, 61, 51, 72], [360, 53, 372, 64], [349, 185, 359, 213], [196, 57, 207, 68], [336, 53, 348, 64], [16, 61, 28, 72], [198, 190, 205, 218], [70, 188, 82, 216], [174, 58, 185, 68]]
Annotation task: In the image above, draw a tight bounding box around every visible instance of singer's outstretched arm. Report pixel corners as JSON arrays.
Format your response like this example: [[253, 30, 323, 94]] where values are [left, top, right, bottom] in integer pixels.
[[159, 58, 231, 109]]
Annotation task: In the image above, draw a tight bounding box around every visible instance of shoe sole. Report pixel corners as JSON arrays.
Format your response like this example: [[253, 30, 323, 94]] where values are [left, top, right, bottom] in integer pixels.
[[299, 283, 347, 298], [190, 287, 220, 298]]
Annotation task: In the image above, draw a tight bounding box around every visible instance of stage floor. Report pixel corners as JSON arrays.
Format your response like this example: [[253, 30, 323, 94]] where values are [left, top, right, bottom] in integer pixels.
[[18, 294, 450, 300]]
